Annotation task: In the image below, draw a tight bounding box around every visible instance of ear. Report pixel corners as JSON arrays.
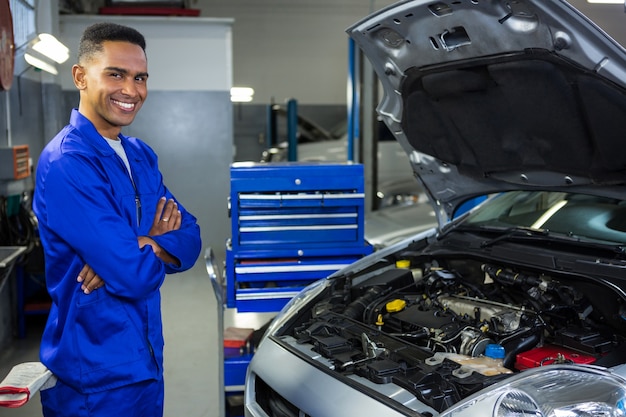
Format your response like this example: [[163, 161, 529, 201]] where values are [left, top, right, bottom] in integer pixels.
[[72, 64, 86, 90]]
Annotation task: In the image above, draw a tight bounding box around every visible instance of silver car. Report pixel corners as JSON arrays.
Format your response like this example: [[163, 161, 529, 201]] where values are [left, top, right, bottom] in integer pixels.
[[245, 1, 626, 416]]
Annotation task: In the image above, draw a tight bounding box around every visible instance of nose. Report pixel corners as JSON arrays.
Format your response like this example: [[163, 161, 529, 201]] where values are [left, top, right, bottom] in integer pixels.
[[121, 78, 141, 98]]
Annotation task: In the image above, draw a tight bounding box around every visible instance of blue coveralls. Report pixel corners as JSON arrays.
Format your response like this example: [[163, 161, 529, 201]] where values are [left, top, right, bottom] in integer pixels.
[[33, 109, 202, 416]]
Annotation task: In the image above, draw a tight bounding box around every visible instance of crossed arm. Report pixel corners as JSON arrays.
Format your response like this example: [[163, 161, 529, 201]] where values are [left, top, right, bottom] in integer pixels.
[[78, 197, 181, 294]]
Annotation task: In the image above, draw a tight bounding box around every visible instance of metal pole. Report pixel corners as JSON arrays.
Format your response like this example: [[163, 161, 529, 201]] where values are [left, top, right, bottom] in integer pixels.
[[286, 98, 298, 161], [346, 38, 358, 162], [266, 104, 277, 148], [206, 247, 225, 417]]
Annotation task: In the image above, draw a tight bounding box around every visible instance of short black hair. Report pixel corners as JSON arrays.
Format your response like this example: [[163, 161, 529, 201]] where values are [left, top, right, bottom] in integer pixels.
[[77, 22, 146, 64]]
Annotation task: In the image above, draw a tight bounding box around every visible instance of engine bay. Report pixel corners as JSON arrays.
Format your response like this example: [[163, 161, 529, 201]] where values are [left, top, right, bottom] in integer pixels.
[[275, 255, 626, 413]]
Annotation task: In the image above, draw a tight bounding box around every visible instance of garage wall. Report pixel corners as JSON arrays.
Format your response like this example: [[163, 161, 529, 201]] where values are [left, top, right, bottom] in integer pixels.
[[57, 15, 233, 92], [185, 0, 398, 105], [568, 0, 626, 47]]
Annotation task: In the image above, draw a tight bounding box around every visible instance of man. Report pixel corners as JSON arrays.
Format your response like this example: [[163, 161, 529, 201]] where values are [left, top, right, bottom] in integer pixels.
[[33, 22, 202, 416]]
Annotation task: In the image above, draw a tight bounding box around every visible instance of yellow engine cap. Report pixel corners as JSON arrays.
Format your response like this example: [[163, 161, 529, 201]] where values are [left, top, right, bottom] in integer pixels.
[[386, 299, 407, 313], [396, 259, 411, 269]]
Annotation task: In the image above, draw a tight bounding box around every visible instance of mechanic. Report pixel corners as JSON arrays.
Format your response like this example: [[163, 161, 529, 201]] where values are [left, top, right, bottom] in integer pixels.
[[32, 22, 201, 416]]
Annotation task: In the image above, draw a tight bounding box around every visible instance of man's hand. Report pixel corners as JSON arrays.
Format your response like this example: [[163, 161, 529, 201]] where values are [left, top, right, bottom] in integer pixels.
[[77, 264, 104, 294], [148, 197, 181, 236], [137, 197, 182, 266]]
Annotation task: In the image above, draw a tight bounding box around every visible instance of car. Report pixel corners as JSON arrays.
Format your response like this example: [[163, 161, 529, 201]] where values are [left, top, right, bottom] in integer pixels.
[[244, 1, 626, 416]]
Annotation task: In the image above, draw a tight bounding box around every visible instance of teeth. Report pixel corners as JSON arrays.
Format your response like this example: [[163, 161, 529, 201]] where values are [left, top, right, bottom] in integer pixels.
[[113, 100, 134, 110]]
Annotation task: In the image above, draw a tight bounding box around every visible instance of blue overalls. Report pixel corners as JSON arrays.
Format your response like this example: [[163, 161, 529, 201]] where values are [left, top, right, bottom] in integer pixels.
[[33, 109, 202, 416]]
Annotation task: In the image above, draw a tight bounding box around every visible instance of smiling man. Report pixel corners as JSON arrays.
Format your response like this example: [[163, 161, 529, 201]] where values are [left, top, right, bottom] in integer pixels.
[[32, 23, 201, 416]]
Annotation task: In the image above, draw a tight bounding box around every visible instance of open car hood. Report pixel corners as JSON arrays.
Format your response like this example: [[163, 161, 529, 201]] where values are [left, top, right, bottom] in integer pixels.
[[347, 0, 626, 224]]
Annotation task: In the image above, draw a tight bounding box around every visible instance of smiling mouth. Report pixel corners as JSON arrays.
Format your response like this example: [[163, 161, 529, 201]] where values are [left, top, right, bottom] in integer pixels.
[[112, 99, 135, 111]]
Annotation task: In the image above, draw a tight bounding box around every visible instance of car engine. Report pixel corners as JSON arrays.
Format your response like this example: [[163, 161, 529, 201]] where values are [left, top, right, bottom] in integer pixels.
[[275, 256, 626, 413]]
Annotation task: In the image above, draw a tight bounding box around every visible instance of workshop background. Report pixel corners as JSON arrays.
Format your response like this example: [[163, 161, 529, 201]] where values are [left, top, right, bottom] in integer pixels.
[[0, 0, 624, 416]]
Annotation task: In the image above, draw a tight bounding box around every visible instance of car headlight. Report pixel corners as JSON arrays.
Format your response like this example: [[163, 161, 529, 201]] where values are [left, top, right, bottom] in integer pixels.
[[256, 278, 330, 347], [441, 365, 626, 417]]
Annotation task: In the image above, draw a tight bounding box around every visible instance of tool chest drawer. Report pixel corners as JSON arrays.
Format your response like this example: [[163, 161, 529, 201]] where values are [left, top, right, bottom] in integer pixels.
[[237, 205, 360, 247], [225, 249, 365, 312], [229, 161, 366, 192], [231, 254, 361, 283]]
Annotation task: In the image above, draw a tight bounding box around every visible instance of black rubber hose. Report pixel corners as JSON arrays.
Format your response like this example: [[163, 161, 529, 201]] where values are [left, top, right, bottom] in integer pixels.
[[343, 286, 384, 321], [503, 333, 541, 369]]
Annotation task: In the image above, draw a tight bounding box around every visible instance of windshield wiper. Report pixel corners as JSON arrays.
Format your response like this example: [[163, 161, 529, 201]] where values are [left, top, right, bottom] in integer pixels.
[[475, 226, 626, 257], [479, 226, 549, 248]]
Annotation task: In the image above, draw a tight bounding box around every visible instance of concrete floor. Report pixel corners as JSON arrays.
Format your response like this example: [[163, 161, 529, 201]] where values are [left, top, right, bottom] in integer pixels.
[[0, 263, 276, 417]]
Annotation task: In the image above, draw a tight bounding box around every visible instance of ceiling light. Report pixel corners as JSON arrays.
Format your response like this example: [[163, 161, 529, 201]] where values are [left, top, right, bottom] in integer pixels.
[[24, 53, 58, 75], [586, 0, 623, 3], [31, 34, 69, 64], [230, 87, 254, 103], [22, 33, 69, 75]]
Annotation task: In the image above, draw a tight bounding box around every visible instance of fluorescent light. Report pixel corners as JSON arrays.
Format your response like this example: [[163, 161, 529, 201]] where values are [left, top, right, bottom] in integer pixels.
[[230, 87, 254, 102], [23, 33, 69, 75], [586, 0, 623, 3], [24, 53, 58, 75], [31, 33, 69, 64]]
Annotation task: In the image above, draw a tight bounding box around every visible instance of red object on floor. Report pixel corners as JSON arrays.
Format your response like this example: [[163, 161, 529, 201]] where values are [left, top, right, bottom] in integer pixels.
[[99, 7, 200, 16], [223, 327, 254, 349], [515, 344, 597, 371]]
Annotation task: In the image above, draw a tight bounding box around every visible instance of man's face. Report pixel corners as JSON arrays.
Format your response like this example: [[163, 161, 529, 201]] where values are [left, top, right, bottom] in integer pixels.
[[73, 40, 148, 139]]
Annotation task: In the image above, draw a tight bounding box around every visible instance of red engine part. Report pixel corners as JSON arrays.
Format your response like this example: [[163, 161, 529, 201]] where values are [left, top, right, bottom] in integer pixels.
[[515, 344, 597, 371]]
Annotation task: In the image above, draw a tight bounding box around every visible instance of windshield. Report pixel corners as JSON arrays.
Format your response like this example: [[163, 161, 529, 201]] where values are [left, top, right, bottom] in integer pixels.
[[462, 191, 626, 245]]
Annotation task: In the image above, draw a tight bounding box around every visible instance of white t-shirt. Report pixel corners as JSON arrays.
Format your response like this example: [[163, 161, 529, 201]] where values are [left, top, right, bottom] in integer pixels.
[[104, 136, 133, 181]]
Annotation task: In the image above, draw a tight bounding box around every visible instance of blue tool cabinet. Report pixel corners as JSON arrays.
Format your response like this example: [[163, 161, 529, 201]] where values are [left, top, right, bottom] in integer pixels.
[[220, 162, 373, 416], [226, 161, 373, 312]]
